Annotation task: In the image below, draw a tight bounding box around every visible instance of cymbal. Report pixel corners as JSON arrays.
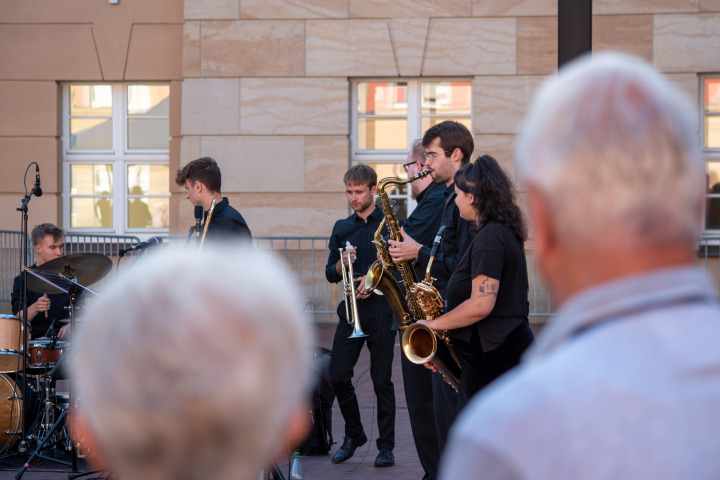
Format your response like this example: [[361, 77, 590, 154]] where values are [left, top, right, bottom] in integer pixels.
[[26, 253, 112, 294]]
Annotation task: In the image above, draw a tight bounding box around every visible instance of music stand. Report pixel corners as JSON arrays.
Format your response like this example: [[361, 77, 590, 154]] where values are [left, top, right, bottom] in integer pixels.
[[14, 268, 98, 479]]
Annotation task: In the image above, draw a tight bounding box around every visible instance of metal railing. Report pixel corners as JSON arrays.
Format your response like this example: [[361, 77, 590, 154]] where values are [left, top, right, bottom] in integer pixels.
[[4, 232, 720, 323]]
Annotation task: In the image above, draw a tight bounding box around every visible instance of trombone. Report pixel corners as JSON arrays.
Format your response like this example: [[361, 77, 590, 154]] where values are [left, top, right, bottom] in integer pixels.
[[339, 242, 367, 339]]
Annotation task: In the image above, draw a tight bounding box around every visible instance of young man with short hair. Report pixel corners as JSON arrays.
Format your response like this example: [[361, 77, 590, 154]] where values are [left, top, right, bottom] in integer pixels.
[[325, 164, 396, 467], [11, 223, 71, 340], [176, 157, 251, 241]]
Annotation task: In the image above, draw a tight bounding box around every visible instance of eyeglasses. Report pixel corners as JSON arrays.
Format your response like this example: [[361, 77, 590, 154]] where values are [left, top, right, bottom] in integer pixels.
[[424, 151, 444, 160], [402, 161, 418, 173]]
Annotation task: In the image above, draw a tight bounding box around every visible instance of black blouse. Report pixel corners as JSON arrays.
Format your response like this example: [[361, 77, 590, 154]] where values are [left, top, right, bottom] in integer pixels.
[[445, 222, 529, 352]]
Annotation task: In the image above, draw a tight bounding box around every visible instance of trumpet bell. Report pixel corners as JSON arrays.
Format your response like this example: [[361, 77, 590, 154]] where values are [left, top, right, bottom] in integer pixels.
[[348, 322, 368, 339]]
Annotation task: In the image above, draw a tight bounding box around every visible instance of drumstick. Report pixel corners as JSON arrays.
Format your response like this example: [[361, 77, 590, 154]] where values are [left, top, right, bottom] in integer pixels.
[[42, 293, 48, 318]]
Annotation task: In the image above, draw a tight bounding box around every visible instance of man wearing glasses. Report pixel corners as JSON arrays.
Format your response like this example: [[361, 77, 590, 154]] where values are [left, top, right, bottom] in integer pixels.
[[388, 120, 474, 460], [394, 139, 446, 480]]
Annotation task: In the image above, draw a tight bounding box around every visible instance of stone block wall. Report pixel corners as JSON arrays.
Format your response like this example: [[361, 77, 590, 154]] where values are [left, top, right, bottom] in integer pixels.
[[0, 0, 718, 240], [177, 0, 720, 237]]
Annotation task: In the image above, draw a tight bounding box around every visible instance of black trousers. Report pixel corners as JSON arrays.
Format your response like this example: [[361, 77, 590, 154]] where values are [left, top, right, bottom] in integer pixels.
[[431, 368, 458, 456], [329, 312, 396, 451], [399, 330, 441, 480], [453, 321, 535, 412]]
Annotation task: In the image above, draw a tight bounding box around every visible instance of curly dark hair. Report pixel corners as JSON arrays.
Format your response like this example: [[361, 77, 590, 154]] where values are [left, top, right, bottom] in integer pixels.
[[454, 154, 527, 242]]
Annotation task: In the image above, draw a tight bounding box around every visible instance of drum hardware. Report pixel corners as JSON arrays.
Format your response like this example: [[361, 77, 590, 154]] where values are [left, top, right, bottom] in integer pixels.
[[17, 262, 106, 477], [15, 364, 74, 479]]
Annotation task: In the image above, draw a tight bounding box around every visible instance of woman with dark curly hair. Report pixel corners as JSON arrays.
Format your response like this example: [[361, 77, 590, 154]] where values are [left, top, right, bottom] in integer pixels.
[[420, 154, 535, 411]]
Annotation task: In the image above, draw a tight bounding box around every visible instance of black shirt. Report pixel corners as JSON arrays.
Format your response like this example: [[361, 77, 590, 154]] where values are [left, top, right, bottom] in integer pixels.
[[325, 206, 392, 322], [11, 265, 70, 339], [402, 181, 445, 282], [416, 182, 473, 298], [204, 197, 252, 242], [445, 222, 529, 351]]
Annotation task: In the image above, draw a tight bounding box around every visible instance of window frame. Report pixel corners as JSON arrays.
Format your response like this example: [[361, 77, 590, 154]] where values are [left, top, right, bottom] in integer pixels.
[[61, 82, 170, 236], [350, 78, 472, 216]]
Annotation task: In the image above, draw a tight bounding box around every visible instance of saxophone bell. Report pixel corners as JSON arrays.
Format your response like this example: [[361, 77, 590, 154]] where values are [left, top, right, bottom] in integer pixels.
[[402, 322, 460, 391]]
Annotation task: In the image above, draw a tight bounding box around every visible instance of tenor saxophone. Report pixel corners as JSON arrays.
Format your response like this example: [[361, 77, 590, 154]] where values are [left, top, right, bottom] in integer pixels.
[[365, 171, 430, 330], [402, 226, 462, 391]]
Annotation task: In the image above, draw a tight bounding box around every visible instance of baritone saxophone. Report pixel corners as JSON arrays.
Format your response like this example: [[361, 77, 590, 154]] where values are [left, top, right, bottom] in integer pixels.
[[402, 225, 462, 391]]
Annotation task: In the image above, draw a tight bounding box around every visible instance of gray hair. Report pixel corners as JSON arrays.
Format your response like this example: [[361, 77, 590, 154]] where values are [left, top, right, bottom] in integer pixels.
[[410, 138, 425, 165], [72, 245, 312, 480], [516, 52, 703, 247]]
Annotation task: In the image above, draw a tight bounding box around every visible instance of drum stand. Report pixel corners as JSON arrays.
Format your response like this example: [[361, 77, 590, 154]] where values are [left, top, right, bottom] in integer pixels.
[[14, 356, 72, 479], [13, 274, 96, 479]]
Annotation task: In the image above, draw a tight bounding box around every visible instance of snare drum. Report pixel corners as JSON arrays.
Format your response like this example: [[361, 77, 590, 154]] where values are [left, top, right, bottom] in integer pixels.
[[27, 339, 68, 373], [0, 314, 23, 373]]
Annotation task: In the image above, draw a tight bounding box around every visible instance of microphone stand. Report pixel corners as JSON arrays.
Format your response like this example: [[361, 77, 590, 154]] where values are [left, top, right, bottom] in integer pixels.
[[16, 161, 41, 453]]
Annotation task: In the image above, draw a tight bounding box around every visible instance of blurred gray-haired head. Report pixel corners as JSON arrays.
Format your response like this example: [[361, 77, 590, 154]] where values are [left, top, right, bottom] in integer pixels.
[[516, 52, 703, 248], [72, 244, 312, 480]]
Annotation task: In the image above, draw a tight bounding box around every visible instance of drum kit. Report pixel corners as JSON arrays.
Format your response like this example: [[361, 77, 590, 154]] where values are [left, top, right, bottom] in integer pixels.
[[0, 252, 111, 471]]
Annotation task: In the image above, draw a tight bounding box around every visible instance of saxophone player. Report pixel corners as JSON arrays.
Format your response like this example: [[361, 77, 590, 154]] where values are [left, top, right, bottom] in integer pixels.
[[176, 157, 252, 242], [325, 165, 396, 468], [388, 121, 474, 455], [394, 140, 446, 480]]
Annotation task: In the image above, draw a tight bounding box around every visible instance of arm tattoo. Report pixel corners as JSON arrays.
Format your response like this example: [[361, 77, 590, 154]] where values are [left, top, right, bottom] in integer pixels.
[[477, 278, 499, 298]]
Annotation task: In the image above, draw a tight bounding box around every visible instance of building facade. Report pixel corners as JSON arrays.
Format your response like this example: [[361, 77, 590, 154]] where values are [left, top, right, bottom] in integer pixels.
[[1, 0, 719, 238]]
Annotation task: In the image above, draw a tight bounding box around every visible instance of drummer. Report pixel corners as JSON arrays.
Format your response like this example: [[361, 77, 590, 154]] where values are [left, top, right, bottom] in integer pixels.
[[11, 223, 71, 340]]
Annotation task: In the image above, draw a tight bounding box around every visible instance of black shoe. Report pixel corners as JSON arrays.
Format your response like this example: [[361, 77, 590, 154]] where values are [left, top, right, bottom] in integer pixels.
[[374, 448, 394, 467], [331, 433, 367, 464]]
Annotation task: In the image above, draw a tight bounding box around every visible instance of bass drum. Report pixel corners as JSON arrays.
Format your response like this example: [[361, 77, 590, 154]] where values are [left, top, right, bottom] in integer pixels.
[[0, 374, 22, 452]]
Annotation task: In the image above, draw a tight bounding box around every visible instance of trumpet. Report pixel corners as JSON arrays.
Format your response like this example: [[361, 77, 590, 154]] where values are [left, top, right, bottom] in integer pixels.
[[339, 242, 367, 339]]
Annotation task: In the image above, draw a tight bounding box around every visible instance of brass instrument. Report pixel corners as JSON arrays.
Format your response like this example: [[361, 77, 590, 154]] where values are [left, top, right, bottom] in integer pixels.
[[198, 198, 216, 249], [365, 171, 430, 330], [402, 226, 462, 391], [339, 242, 367, 339]]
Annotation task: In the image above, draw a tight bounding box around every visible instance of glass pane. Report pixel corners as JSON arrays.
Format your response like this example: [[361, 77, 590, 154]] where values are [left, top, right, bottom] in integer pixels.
[[70, 118, 112, 149], [127, 165, 170, 195], [357, 118, 407, 150], [70, 197, 112, 229], [706, 116, 720, 148], [421, 116, 472, 136], [706, 79, 720, 113], [127, 118, 170, 149], [367, 163, 408, 221], [357, 82, 407, 115], [422, 81, 472, 114], [70, 85, 112, 116], [127, 85, 170, 115], [706, 163, 720, 229], [128, 197, 169, 229], [70, 164, 113, 195]]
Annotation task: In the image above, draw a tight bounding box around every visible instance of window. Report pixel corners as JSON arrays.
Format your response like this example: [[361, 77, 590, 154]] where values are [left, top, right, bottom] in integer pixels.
[[351, 79, 471, 220], [62, 84, 171, 235], [703, 76, 720, 231]]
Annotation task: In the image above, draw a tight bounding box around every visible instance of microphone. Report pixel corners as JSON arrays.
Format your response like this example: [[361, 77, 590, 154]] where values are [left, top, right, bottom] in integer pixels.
[[44, 317, 57, 339], [429, 225, 446, 257], [194, 205, 204, 237], [118, 237, 162, 256], [32, 164, 42, 197]]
